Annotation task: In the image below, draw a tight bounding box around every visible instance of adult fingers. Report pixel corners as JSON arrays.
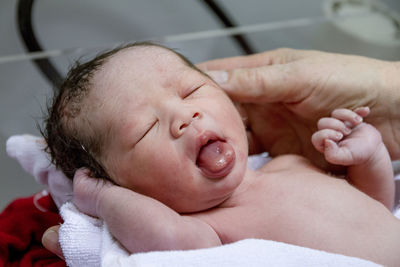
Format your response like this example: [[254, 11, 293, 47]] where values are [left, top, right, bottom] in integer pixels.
[[42, 225, 64, 259], [73, 168, 113, 217], [197, 48, 319, 71], [197, 52, 272, 71], [73, 168, 99, 217], [208, 64, 310, 104]]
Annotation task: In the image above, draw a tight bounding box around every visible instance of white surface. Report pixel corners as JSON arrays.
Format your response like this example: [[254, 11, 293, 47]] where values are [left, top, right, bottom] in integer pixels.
[[324, 0, 400, 46]]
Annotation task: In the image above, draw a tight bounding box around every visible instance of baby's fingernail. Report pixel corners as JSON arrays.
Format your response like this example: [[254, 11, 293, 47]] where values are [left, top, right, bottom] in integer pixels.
[[355, 115, 362, 122], [344, 121, 352, 128], [336, 132, 343, 139], [206, 70, 228, 84], [344, 127, 351, 134]]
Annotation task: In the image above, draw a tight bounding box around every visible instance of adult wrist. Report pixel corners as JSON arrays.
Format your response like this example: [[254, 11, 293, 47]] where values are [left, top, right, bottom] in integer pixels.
[[376, 61, 400, 117], [379, 61, 400, 159], [383, 61, 400, 108]]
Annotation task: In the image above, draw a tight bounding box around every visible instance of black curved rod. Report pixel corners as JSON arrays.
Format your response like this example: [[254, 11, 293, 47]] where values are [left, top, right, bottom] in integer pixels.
[[16, 0, 254, 92], [201, 0, 256, 55], [17, 0, 63, 91]]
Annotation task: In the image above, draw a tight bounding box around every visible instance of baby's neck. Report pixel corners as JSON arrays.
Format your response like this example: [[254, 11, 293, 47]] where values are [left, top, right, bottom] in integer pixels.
[[218, 168, 260, 208]]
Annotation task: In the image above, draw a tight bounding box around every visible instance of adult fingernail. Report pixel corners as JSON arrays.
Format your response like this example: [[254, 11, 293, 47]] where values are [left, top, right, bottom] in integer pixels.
[[42, 229, 64, 259], [42, 229, 58, 245], [206, 70, 228, 84]]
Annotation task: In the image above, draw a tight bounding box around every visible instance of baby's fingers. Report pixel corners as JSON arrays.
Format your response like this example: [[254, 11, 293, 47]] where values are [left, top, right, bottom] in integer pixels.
[[317, 117, 351, 135], [312, 129, 343, 153], [331, 107, 369, 128], [324, 139, 353, 165], [354, 106, 370, 117]]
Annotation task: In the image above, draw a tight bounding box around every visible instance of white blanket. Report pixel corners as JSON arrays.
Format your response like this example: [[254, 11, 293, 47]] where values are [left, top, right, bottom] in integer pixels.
[[6, 134, 384, 267]]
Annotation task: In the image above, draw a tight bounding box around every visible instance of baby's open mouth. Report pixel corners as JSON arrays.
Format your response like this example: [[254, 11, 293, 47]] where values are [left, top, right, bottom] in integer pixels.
[[196, 136, 236, 179]]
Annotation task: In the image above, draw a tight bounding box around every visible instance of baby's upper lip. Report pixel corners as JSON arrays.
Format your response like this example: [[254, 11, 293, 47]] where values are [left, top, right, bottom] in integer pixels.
[[195, 130, 222, 159]]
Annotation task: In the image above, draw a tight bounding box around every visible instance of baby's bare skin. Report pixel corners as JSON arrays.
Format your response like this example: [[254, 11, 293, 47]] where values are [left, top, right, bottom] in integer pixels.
[[73, 107, 399, 266], [193, 157, 400, 266]]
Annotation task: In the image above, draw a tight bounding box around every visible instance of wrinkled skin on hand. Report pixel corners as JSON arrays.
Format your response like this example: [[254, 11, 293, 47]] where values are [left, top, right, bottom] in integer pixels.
[[73, 168, 113, 218], [199, 48, 400, 171]]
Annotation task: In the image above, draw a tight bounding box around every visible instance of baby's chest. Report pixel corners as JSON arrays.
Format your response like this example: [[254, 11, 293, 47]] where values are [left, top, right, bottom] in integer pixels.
[[208, 171, 336, 243], [208, 202, 282, 244], [206, 190, 286, 243]]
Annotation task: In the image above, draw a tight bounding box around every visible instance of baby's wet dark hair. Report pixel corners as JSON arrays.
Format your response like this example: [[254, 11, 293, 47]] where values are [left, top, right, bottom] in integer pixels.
[[43, 42, 202, 180]]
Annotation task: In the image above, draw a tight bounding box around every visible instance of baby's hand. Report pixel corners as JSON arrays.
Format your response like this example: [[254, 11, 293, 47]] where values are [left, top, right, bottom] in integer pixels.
[[311, 107, 382, 166], [73, 168, 113, 217]]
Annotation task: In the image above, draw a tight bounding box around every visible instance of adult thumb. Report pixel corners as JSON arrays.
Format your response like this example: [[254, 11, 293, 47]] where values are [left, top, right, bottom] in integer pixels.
[[207, 65, 305, 104], [42, 225, 64, 259]]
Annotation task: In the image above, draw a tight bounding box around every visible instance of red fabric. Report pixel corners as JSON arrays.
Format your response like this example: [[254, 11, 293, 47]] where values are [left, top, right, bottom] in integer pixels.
[[0, 192, 66, 267]]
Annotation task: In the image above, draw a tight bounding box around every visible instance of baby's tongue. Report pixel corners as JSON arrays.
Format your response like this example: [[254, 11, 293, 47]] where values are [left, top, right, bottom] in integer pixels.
[[197, 140, 235, 178]]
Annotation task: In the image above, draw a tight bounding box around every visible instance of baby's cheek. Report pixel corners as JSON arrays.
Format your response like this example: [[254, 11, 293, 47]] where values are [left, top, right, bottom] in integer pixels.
[[152, 150, 187, 179], [215, 97, 243, 125]]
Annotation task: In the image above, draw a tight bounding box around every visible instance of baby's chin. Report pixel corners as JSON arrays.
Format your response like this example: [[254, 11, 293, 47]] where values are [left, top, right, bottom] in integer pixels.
[[167, 167, 246, 214], [191, 157, 248, 213]]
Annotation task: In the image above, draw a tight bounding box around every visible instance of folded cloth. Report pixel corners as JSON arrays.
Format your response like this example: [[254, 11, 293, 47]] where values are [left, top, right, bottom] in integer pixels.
[[60, 203, 380, 267], [6, 134, 385, 267], [0, 192, 65, 267], [6, 135, 73, 208]]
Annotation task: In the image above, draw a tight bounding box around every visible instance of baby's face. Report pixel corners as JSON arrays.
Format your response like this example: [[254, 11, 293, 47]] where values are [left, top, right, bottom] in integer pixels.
[[90, 46, 248, 213]]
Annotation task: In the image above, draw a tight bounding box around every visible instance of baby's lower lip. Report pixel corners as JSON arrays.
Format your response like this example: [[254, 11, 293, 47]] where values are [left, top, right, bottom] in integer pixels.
[[199, 156, 235, 179], [196, 140, 236, 179]]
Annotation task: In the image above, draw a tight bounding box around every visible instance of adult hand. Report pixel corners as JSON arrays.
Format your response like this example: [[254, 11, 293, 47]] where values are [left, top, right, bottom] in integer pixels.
[[41, 168, 108, 259], [42, 225, 64, 259], [198, 48, 400, 170]]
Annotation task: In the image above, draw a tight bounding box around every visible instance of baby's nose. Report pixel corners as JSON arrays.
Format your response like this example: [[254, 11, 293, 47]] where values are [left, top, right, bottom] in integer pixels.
[[171, 111, 201, 138]]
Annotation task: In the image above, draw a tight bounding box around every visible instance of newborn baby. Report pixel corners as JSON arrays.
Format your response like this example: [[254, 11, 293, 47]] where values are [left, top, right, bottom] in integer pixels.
[[44, 42, 399, 266]]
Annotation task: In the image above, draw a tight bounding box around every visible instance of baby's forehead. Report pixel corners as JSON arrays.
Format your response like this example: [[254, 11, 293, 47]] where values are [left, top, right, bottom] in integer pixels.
[[98, 45, 203, 91], [96, 46, 191, 87], [109, 46, 184, 70], [90, 45, 206, 104]]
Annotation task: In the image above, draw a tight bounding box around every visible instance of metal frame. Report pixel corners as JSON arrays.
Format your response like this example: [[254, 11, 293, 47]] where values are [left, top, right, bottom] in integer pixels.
[[16, 0, 255, 91]]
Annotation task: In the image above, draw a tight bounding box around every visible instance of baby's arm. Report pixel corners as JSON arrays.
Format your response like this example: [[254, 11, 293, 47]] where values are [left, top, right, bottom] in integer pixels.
[[73, 169, 221, 253], [312, 107, 394, 210]]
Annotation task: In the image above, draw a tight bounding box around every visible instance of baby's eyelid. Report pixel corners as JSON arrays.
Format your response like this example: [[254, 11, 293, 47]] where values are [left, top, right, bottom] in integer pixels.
[[183, 83, 204, 98], [137, 120, 157, 143]]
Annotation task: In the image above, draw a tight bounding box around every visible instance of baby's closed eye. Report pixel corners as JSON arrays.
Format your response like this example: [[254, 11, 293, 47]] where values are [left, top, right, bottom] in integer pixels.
[[136, 120, 158, 144], [182, 84, 205, 99]]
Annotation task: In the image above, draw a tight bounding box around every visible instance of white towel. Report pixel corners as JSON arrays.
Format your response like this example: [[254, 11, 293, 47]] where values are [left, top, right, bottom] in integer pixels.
[[59, 202, 380, 267], [6, 134, 383, 267]]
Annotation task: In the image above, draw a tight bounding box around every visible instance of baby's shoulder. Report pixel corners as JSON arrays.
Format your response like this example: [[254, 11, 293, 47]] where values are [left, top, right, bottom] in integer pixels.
[[258, 154, 320, 173]]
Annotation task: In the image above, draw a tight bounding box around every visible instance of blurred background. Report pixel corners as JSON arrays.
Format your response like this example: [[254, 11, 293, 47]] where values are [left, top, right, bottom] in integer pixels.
[[1, 0, 400, 209]]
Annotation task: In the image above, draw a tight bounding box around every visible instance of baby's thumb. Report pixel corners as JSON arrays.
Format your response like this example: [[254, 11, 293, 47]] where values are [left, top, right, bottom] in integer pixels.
[[207, 65, 300, 104]]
